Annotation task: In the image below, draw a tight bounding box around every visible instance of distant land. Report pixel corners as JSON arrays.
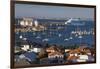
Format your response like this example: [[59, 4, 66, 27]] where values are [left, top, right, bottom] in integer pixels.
[[15, 17, 94, 21]]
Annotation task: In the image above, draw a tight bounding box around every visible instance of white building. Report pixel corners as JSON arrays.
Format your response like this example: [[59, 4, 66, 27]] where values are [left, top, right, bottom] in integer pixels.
[[77, 55, 88, 62], [21, 45, 30, 51], [34, 20, 38, 27], [30, 47, 42, 53], [20, 18, 33, 27]]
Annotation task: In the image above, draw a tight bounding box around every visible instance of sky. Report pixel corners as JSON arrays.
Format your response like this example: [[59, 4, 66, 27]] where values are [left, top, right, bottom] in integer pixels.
[[15, 4, 94, 19]]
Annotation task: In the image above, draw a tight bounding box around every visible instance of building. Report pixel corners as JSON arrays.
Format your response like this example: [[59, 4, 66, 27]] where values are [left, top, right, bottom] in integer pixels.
[[21, 42, 30, 51], [32, 20, 46, 31], [48, 51, 64, 59], [65, 49, 71, 53], [77, 55, 88, 62], [46, 46, 56, 53], [19, 17, 33, 27], [67, 46, 91, 62], [14, 58, 30, 67], [30, 47, 43, 53], [67, 49, 80, 62], [46, 45, 62, 53], [20, 40, 30, 51], [19, 51, 37, 63], [14, 46, 22, 53], [78, 46, 92, 55]]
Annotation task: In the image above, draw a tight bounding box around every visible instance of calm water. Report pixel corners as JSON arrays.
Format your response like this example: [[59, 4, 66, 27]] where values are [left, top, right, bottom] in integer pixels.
[[15, 19, 95, 47]]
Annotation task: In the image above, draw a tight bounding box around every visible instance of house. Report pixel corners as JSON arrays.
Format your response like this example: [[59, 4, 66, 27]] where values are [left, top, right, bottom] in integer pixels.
[[84, 49, 91, 55], [48, 51, 64, 59], [46, 45, 64, 59], [78, 46, 88, 51], [14, 58, 30, 67], [77, 55, 88, 62], [46, 45, 62, 53], [30, 47, 43, 53], [68, 49, 81, 56], [46, 46, 56, 53], [65, 49, 71, 53], [20, 40, 30, 51], [14, 46, 21, 53], [78, 46, 92, 55], [29, 43, 43, 53], [67, 47, 91, 62], [19, 51, 37, 63], [21, 45, 30, 51], [47, 51, 64, 64], [67, 49, 80, 62]]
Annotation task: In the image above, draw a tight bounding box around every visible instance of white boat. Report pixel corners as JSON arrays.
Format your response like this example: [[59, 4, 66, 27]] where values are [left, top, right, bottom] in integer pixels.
[[36, 36, 41, 39], [23, 38, 27, 40], [71, 31, 76, 34], [65, 18, 80, 24], [42, 38, 49, 42], [58, 34, 62, 37], [19, 35, 23, 39], [65, 18, 72, 24], [64, 38, 69, 41], [69, 36, 73, 39], [78, 35, 82, 38]]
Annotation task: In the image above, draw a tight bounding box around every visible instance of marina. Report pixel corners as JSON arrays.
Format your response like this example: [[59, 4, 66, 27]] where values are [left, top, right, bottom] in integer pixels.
[[15, 18, 95, 46]]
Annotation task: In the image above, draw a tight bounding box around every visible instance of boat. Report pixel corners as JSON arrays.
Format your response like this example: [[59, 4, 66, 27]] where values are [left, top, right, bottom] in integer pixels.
[[42, 38, 49, 42], [75, 34, 78, 37], [19, 35, 23, 39], [36, 36, 41, 39], [65, 18, 85, 26], [64, 38, 69, 41], [23, 38, 27, 40], [69, 36, 73, 39], [78, 35, 82, 38], [58, 34, 62, 37], [65, 18, 72, 24]]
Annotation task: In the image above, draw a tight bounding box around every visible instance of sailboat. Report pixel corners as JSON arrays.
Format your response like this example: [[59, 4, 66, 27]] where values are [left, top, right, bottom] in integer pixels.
[[75, 34, 78, 37]]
